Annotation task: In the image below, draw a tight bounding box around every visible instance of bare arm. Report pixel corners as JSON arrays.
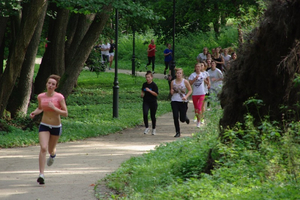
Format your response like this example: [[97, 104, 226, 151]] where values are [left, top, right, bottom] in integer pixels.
[[183, 80, 192, 100], [48, 98, 68, 117], [30, 98, 43, 119]]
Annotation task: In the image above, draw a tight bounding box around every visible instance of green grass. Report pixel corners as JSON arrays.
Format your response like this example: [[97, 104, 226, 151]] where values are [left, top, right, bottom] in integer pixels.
[[96, 104, 300, 200], [0, 70, 172, 148]]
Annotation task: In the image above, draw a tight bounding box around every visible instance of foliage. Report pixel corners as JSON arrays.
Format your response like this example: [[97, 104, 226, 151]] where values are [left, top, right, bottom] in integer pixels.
[[97, 103, 300, 200], [117, 27, 238, 76], [0, 71, 172, 148], [151, 0, 264, 40]]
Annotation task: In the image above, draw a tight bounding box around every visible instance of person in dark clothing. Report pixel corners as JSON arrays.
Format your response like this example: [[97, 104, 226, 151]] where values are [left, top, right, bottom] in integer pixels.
[[141, 71, 159, 135]]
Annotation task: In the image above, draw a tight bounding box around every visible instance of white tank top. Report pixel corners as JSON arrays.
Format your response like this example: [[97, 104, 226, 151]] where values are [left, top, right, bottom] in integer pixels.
[[171, 79, 186, 102]]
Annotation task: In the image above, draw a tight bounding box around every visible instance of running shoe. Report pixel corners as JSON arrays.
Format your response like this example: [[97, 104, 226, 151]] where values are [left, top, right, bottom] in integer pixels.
[[196, 122, 201, 128], [152, 129, 156, 135], [144, 128, 149, 134], [37, 174, 45, 185], [193, 116, 197, 122], [47, 155, 55, 166]]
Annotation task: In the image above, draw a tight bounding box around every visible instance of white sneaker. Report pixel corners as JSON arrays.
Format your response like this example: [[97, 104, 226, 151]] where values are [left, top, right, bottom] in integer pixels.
[[152, 129, 156, 135], [47, 156, 55, 166], [193, 116, 197, 122], [196, 122, 200, 128], [144, 128, 149, 134], [37, 174, 45, 184]]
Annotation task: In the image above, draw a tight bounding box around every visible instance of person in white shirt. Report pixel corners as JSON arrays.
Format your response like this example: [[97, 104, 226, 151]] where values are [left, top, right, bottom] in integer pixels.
[[101, 39, 110, 63], [196, 47, 208, 62], [188, 62, 210, 128], [170, 68, 192, 137], [207, 60, 223, 102]]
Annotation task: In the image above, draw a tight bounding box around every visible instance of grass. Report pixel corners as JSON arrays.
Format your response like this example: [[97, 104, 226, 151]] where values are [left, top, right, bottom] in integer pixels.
[[96, 103, 300, 200], [0, 70, 172, 148]]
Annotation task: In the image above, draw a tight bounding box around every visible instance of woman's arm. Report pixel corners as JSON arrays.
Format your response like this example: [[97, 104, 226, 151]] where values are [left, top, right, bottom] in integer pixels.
[[170, 81, 174, 95], [48, 98, 68, 117], [30, 98, 43, 119], [183, 80, 192, 100]]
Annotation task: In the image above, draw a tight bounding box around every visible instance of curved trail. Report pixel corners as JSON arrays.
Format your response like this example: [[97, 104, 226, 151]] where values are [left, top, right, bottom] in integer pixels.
[[0, 65, 198, 200]]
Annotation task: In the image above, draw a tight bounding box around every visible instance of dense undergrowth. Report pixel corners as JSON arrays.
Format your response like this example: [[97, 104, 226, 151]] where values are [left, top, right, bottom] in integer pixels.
[[96, 102, 300, 199], [0, 71, 172, 148]]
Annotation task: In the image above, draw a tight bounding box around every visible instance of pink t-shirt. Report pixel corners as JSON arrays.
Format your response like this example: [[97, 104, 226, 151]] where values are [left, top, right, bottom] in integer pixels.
[[38, 92, 64, 112]]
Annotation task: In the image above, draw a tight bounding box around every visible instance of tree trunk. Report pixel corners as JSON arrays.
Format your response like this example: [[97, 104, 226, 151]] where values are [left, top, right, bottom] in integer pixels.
[[34, 5, 69, 94], [0, 0, 47, 118], [59, 5, 112, 99], [238, 23, 244, 44], [0, 17, 8, 74], [219, 0, 300, 135], [65, 13, 95, 70], [6, 2, 48, 118]]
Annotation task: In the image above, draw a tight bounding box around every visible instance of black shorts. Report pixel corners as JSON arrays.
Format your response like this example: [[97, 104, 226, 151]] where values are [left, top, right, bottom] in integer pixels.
[[39, 123, 62, 136]]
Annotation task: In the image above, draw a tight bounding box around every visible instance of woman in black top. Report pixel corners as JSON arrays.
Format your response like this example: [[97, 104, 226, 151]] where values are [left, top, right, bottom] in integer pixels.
[[141, 71, 159, 135]]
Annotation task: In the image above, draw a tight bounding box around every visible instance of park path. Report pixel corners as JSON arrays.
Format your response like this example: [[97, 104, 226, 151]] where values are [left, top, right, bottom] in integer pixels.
[[0, 64, 199, 200]]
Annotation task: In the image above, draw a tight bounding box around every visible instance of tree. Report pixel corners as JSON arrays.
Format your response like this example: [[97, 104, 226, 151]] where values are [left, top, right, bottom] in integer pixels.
[[219, 0, 300, 138], [0, 0, 161, 119], [0, 0, 47, 118]]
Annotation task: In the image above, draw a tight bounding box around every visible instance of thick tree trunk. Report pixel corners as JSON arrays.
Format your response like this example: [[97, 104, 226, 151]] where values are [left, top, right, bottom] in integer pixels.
[[0, 17, 8, 74], [34, 5, 69, 94], [0, 0, 47, 118], [219, 0, 300, 135], [65, 13, 95, 70], [6, 2, 48, 118], [59, 5, 112, 99]]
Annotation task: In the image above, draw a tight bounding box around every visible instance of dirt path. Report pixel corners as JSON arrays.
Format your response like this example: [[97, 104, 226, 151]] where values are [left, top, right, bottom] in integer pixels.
[[0, 65, 198, 200]]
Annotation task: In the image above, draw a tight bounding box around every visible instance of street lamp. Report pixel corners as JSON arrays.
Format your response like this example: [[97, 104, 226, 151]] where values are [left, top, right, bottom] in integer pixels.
[[169, 0, 176, 77], [132, 0, 136, 75], [113, 8, 119, 118]]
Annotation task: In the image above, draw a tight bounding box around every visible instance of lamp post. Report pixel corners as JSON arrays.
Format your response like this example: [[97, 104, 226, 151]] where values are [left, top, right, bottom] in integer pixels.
[[132, 0, 136, 75], [113, 8, 119, 118], [169, 0, 176, 76]]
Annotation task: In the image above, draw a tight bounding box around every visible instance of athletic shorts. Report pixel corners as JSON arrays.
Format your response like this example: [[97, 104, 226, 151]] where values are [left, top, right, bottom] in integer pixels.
[[109, 52, 114, 57], [39, 122, 62, 136]]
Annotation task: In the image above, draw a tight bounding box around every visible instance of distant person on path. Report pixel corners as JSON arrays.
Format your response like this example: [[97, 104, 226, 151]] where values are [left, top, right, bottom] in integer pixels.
[[145, 39, 157, 74], [208, 60, 223, 101], [188, 62, 209, 128], [196, 47, 208, 62], [109, 39, 115, 70], [30, 74, 68, 185], [101, 39, 110, 64], [170, 68, 192, 137], [163, 43, 173, 75], [141, 71, 159, 135]]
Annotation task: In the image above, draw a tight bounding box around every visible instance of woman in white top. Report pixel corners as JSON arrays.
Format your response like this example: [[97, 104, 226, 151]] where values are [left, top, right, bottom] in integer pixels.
[[188, 62, 209, 128], [170, 68, 192, 137], [207, 60, 223, 101]]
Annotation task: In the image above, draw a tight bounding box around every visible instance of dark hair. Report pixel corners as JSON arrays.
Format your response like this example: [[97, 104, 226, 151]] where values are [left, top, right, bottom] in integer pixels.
[[48, 74, 61, 87], [145, 71, 153, 77]]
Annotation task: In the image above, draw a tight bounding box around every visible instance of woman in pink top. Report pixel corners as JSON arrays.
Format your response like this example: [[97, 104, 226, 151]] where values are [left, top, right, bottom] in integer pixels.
[[30, 74, 68, 185]]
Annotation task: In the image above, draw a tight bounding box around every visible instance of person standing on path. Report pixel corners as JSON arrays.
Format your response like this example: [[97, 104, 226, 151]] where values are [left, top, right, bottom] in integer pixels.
[[188, 62, 209, 128], [145, 39, 157, 74], [163, 43, 173, 76], [141, 71, 159, 135], [109, 39, 115, 70], [30, 74, 68, 185], [170, 68, 192, 137]]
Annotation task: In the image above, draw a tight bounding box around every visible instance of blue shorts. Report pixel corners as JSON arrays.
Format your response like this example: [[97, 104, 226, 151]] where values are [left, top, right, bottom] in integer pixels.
[[39, 123, 62, 136]]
